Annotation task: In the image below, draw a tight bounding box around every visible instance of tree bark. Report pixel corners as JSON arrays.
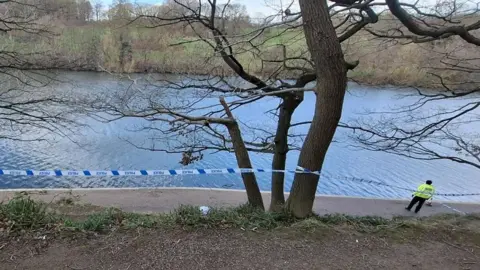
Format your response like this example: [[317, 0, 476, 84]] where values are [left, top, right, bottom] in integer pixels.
[[269, 93, 303, 212], [220, 97, 265, 209], [286, 0, 348, 218]]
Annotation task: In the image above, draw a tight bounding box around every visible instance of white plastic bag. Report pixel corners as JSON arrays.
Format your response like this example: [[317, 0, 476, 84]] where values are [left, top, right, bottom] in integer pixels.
[[199, 206, 210, 215]]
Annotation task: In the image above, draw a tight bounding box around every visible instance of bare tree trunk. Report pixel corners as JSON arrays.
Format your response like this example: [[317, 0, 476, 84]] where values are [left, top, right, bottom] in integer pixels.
[[286, 0, 348, 218], [220, 97, 264, 209], [270, 93, 302, 212]]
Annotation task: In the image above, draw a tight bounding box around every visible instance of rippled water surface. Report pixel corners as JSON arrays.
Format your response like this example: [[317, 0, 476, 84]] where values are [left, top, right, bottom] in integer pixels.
[[1, 72, 479, 202]]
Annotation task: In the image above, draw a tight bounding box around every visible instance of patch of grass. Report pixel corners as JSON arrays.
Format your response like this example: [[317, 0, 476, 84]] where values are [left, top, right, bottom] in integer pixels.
[[315, 214, 391, 226], [65, 208, 124, 231], [290, 214, 405, 233], [0, 195, 57, 232], [123, 212, 175, 229], [63, 209, 176, 231], [290, 218, 330, 232], [173, 204, 297, 230]]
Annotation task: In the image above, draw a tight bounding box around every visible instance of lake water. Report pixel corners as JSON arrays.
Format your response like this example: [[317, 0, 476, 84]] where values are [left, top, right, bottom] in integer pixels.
[[1, 72, 479, 202]]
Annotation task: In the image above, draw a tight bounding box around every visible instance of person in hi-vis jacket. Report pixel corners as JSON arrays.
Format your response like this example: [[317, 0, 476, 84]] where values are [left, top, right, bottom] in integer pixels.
[[406, 180, 435, 213]]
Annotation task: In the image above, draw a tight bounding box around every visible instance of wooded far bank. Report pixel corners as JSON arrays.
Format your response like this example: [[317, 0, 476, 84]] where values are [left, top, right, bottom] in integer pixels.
[[3, 0, 478, 89]]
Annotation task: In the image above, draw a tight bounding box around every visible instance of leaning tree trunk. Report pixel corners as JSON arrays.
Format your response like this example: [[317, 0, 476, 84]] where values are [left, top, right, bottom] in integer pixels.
[[270, 93, 303, 212], [286, 0, 348, 218], [220, 98, 264, 210]]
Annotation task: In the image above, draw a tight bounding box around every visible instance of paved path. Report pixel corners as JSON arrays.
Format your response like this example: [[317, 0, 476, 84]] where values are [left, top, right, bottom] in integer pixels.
[[1, 188, 479, 217]]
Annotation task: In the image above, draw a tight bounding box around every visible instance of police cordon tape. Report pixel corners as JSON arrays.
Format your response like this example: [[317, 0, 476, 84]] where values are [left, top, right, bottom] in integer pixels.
[[0, 167, 479, 197], [0, 168, 311, 177]]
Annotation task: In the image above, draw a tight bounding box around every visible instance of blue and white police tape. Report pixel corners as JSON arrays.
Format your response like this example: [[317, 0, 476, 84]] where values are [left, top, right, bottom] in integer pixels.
[[0, 167, 316, 177], [1, 167, 479, 197]]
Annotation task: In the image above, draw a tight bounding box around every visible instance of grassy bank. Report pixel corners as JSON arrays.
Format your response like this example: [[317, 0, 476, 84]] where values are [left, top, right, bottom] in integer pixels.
[[2, 194, 480, 235], [0, 194, 379, 233], [4, 21, 479, 89]]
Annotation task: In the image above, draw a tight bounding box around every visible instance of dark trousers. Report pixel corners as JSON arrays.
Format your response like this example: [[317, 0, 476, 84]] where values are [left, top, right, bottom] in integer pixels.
[[407, 196, 426, 213]]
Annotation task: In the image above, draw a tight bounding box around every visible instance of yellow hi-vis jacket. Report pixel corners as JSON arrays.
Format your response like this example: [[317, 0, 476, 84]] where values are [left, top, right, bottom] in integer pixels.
[[414, 184, 435, 199]]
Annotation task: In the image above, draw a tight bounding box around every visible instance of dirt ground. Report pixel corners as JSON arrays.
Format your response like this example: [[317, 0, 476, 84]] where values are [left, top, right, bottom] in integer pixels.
[[1, 227, 479, 270]]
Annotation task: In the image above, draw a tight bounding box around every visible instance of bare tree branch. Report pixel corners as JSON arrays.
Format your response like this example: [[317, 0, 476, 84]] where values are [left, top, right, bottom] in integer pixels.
[[386, 0, 480, 45]]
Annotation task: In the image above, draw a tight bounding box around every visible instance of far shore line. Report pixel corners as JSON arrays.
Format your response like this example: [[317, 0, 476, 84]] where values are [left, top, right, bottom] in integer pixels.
[[24, 68, 440, 90]]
